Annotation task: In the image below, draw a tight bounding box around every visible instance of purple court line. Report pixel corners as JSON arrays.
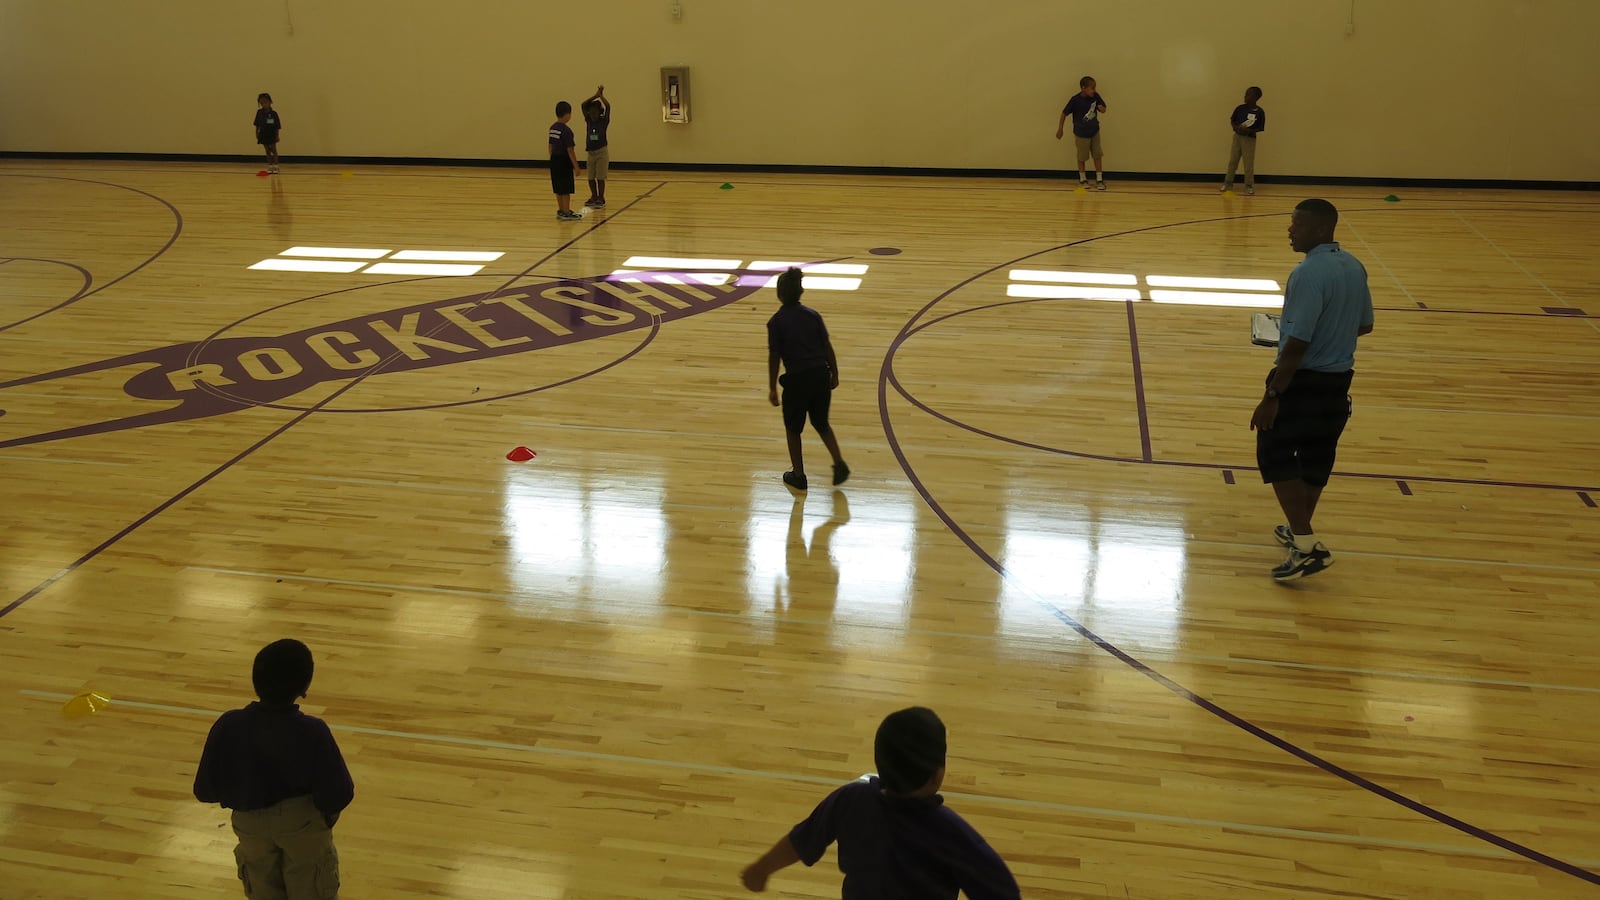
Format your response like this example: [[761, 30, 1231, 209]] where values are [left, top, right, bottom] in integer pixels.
[[1125, 301, 1153, 462], [903, 296, 1600, 494], [879, 365, 1600, 886], [1416, 301, 1428, 309], [0, 174, 183, 334], [1223, 470, 1235, 484], [878, 222, 1600, 885], [0, 183, 668, 620], [1582, 492, 1597, 508], [1398, 480, 1413, 496]]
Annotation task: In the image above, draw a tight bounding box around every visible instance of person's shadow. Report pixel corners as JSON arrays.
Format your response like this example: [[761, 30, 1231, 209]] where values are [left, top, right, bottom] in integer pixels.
[[267, 177, 293, 242], [779, 490, 850, 623]]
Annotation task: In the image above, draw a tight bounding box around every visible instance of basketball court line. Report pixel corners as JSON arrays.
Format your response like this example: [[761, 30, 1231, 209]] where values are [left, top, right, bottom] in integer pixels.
[[17, 688, 1594, 869], [899, 295, 1600, 494], [879, 225, 1600, 886], [0, 182, 667, 620], [181, 564, 1600, 695], [1454, 211, 1568, 304], [0, 174, 183, 334]]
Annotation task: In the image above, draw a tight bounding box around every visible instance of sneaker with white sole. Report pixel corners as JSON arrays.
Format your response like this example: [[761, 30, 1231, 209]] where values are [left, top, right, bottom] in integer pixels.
[[1095, 180, 1107, 191], [1273, 524, 1294, 547], [1272, 542, 1333, 581]]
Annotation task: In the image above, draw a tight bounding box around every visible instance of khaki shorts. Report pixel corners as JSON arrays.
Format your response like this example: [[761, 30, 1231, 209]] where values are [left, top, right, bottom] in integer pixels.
[[587, 146, 610, 180], [1073, 133, 1103, 163]]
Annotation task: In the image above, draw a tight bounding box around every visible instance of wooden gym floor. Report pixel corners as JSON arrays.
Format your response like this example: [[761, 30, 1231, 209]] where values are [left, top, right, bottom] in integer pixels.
[[1, 159, 1598, 898]]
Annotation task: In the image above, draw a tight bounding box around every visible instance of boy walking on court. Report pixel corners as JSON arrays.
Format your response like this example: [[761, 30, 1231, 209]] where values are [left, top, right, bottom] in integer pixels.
[[195, 639, 355, 899], [581, 85, 612, 209], [548, 101, 583, 220], [1056, 76, 1108, 190], [1222, 86, 1266, 194], [740, 706, 1022, 899], [766, 267, 849, 491], [254, 93, 282, 174]]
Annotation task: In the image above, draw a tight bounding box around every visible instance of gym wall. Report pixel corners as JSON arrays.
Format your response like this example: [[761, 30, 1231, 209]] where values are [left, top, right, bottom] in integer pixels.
[[1, 0, 1595, 181]]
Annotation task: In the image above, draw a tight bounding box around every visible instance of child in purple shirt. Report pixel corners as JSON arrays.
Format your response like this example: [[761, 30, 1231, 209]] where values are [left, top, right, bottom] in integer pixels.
[[741, 707, 1021, 899]]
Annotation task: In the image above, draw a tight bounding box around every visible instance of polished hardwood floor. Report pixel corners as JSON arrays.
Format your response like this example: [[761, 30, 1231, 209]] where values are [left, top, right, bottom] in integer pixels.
[[2, 159, 1598, 898]]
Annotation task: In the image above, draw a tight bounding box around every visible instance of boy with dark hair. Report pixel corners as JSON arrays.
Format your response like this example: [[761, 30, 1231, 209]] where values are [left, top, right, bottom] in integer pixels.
[[195, 639, 355, 899], [548, 100, 582, 220], [766, 267, 849, 491], [1222, 86, 1266, 194], [1055, 75, 1108, 190], [581, 85, 612, 209], [740, 707, 1021, 898]]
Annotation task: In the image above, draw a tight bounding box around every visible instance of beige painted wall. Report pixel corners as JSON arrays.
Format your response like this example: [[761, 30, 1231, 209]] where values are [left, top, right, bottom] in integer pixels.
[[1, 0, 1596, 180]]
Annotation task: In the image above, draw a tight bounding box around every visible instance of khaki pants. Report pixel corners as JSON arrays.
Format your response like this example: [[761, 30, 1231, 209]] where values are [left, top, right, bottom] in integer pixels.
[[1226, 133, 1257, 187], [231, 796, 340, 899]]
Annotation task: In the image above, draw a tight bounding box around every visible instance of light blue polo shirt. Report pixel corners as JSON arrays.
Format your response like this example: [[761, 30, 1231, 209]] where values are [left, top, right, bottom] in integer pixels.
[[1279, 242, 1375, 372]]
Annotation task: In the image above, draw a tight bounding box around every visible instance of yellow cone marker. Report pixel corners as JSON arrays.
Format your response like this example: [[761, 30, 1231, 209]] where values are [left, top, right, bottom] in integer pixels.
[[63, 690, 112, 717]]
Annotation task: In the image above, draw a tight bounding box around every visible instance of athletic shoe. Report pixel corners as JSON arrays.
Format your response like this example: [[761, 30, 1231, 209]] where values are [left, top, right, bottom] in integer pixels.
[[557, 210, 583, 220], [1272, 543, 1333, 581], [590, 200, 606, 209], [832, 462, 850, 486], [1220, 183, 1231, 192], [782, 471, 808, 491], [583, 199, 597, 207], [1095, 180, 1107, 191], [1245, 186, 1255, 195], [1273, 524, 1294, 547]]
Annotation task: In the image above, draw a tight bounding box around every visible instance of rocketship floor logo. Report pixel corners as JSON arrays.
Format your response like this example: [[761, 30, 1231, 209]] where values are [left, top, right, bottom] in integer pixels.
[[0, 269, 776, 449]]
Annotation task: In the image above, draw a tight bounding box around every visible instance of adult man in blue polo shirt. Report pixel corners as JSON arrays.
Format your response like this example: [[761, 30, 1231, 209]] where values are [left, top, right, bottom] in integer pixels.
[[1250, 198, 1374, 581]]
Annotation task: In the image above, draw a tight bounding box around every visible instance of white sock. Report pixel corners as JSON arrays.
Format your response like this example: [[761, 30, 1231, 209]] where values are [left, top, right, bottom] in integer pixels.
[[1291, 531, 1319, 552], [1096, 173, 1105, 182]]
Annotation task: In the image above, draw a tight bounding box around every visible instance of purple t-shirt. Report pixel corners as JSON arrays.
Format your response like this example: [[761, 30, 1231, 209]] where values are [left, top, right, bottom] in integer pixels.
[[1062, 92, 1106, 138], [767, 303, 831, 374], [548, 121, 575, 163], [1231, 103, 1266, 134], [194, 701, 355, 818], [787, 778, 1021, 900]]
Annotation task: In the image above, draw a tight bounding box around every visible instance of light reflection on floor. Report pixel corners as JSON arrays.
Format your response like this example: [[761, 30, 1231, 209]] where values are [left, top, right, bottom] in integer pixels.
[[999, 503, 1187, 648], [500, 468, 666, 610]]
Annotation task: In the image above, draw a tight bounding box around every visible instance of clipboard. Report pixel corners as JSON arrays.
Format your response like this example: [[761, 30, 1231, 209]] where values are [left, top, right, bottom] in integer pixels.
[[1251, 313, 1280, 348]]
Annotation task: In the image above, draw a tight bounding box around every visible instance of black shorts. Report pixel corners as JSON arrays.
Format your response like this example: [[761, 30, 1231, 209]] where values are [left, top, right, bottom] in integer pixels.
[[550, 162, 575, 195], [780, 367, 833, 434], [257, 131, 279, 146], [1256, 368, 1353, 488]]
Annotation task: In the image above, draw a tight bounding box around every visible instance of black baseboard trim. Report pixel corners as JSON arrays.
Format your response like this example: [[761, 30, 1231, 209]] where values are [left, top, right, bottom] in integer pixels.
[[2, 150, 1594, 192]]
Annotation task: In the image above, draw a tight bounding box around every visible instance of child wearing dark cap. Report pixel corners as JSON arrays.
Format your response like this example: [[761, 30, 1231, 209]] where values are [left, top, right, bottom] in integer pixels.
[[195, 639, 355, 899], [740, 707, 1021, 898]]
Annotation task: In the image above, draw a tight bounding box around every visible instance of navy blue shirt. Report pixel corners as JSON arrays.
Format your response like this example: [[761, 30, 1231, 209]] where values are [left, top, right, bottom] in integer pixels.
[[1062, 92, 1106, 137], [767, 302, 832, 374], [194, 701, 355, 818], [253, 109, 281, 141], [1231, 103, 1266, 134], [788, 777, 1021, 900], [585, 102, 611, 152], [548, 121, 575, 163]]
